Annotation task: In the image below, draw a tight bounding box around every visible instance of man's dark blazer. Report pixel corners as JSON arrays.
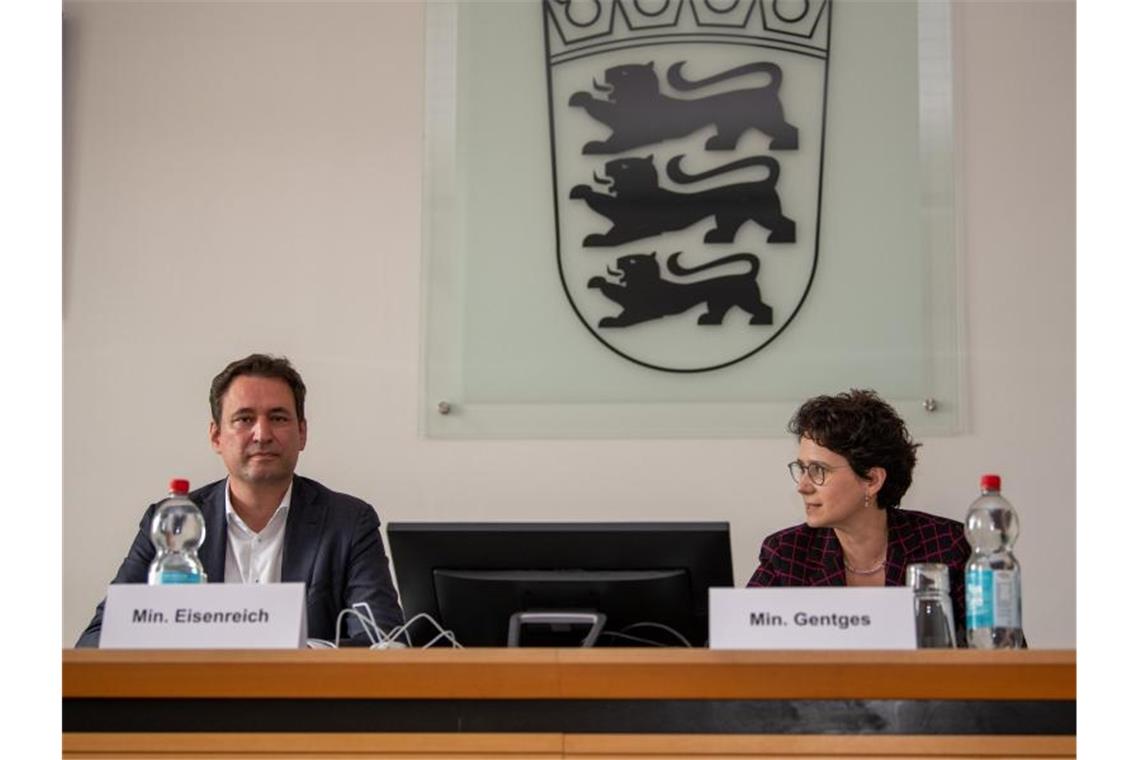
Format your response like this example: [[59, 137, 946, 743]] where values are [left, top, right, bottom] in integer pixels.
[[76, 475, 404, 647]]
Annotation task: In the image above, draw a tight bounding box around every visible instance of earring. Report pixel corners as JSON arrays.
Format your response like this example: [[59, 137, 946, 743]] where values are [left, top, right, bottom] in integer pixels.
[[864, 492, 870, 508]]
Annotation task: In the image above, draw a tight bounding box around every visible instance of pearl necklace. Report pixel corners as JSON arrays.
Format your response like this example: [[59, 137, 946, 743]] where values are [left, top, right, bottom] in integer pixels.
[[844, 553, 886, 576]]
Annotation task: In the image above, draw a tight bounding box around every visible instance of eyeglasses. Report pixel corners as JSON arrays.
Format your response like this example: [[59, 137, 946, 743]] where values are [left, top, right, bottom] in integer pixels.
[[787, 460, 851, 486]]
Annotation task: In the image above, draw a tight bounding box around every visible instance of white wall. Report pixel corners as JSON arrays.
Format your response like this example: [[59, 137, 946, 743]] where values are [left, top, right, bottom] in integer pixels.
[[62, 0, 1075, 646]]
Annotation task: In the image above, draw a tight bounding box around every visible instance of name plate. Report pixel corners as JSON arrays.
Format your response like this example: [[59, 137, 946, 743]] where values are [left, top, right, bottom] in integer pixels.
[[709, 587, 916, 649], [100, 583, 307, 649]]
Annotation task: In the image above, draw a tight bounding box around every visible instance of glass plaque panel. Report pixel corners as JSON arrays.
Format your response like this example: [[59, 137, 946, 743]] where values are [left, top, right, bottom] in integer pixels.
[[422, 0, 961, 438]]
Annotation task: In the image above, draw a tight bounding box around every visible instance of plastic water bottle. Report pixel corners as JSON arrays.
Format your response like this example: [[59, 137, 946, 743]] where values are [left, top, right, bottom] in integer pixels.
[[148, 479, 207, 584], [964, 474, 1023, 648]]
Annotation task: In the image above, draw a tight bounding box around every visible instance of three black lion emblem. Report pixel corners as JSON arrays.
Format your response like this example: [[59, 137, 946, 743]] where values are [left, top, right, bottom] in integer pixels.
[[569, 61, 798, 153], [570, 154, 795, 247], [588, 251, 773, 327], [569, 59, 799, 332]]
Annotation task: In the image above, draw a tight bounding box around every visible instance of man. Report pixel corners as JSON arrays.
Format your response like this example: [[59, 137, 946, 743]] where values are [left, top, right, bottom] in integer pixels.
[[76, 353, 404, 646]]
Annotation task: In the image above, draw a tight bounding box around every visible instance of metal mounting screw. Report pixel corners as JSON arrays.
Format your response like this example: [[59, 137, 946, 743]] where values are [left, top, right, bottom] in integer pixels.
[[922, 398, 938, 413], [437, 401, 452, 415]]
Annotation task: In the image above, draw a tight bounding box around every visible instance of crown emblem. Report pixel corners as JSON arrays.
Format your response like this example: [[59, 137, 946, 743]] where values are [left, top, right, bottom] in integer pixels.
[[544, 0, 831, 63]]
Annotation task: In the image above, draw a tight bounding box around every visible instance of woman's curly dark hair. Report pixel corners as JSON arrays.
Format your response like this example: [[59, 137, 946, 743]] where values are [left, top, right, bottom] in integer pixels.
[[788, 389, 920, 509]]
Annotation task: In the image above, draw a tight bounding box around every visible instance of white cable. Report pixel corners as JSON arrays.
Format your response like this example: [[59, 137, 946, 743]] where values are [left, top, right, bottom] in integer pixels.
[[384, 611, 463, 649], [353, 601, 378, 631], [305, 638, 337, 649], [334, 606, 381, 647], [324, 607, 687, 649], [618, 621, 693, 647], [421, 629, 460, 648], [323, 604, 462, 649], [600, 630, 670, 647]]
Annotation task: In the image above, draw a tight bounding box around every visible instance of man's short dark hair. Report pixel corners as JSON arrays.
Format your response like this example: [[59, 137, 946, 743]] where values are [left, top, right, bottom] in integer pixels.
[[209, 353, 307, 425], [788, 389, 920, 509]]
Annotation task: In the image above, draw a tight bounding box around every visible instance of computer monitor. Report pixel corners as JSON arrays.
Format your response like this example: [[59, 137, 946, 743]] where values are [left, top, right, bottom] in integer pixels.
[[387, 522, 733, 647]]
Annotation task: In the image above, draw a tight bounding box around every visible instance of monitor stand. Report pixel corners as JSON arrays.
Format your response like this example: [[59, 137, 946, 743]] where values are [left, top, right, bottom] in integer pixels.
[[507, 611, 607, 647]]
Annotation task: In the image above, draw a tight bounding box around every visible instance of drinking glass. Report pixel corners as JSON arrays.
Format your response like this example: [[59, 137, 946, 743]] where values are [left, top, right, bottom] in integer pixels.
[[907, 563, 957, 648]]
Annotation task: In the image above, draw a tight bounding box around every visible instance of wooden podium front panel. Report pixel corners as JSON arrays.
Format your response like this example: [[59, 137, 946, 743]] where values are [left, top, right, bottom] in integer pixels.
[[62, 732, 1077, 758], [63, 732, 565, 757], [552, 649, 1075, 700], [63, 648, 1073, 699], [62, 649, 1076, 759]]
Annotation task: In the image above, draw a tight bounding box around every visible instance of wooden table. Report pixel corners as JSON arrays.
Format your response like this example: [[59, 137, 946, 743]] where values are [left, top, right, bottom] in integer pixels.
[[63, 648, 1075, 758]]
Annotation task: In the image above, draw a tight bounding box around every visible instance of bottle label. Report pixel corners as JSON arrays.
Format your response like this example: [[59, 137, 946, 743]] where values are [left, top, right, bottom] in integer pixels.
[[157, 570, 204, 584], [967, 567, 1021, 630], [966, 568, 993, 629], [992, 569, 1021, 628]]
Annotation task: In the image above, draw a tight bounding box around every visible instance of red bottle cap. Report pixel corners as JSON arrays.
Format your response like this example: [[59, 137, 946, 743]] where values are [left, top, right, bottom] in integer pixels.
[[980, 474, 1001, 492], [169, 478, 191, 494]]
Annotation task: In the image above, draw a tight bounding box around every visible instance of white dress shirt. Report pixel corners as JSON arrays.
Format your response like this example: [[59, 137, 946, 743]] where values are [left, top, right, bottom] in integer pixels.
[[223, 479, 291, 584]]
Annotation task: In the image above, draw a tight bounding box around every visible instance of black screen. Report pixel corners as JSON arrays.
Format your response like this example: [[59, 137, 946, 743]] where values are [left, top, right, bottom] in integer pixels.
[[387, 522, 733, 647]]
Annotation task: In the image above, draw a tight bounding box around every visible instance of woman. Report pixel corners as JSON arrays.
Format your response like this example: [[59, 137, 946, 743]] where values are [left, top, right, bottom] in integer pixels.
[[748, 389, 970, 640]]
